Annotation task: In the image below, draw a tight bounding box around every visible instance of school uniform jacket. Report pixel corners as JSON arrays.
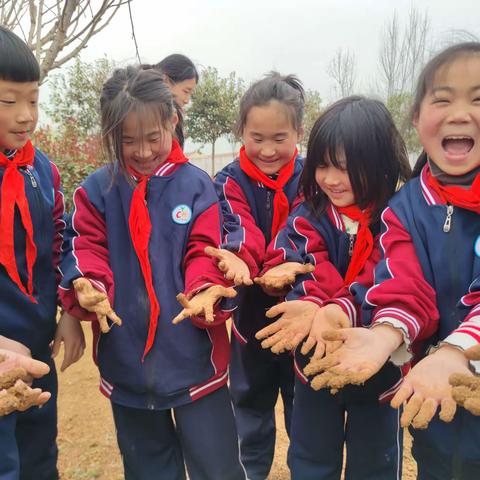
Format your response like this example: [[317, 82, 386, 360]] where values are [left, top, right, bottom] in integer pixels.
[[263, 200, 404, 402], [214, 156, 303, 344], [0, 149, 64, 357], [364, 165, 480, 367], [59, 161, 232, 410], [363, 164, 480, 465]]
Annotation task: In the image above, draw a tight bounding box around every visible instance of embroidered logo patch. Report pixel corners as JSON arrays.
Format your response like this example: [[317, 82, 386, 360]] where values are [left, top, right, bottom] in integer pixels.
[[172, 204, 192, 224], [475, 235, 480, 257]]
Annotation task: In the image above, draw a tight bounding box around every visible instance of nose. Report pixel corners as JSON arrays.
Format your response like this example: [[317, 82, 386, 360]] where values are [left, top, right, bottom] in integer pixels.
[[260, 145, 276, 158], [134, 142, 153, 160], [16, 103, 34, 124], [323, 167, 342, 185], [448, 103, 472, 123]]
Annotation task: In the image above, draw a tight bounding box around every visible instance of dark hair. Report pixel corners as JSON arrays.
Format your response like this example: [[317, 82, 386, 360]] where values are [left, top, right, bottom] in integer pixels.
[[411, 42, 480, 176], [302, 96, 411, 224], [154, 54, 199, 84], [236, 72, 305, 136], [100, 66, 175, 177], [0, 26, 40, 82]]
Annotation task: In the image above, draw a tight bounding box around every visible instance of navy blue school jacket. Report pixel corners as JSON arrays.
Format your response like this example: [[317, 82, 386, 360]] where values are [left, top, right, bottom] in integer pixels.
[[59, 161, 232, 410], [264, 200, 404, 403], [214, 155, 303, 344], [0, 149, 64, 357], [364, 165, 480, 463]]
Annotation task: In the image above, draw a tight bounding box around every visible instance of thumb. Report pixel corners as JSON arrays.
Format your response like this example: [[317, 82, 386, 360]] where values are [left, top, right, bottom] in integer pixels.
[[219, 286, 237, 299], [266, 303, 286, 319], [204, 246, 222, 259], [51, 330, 62, 359]]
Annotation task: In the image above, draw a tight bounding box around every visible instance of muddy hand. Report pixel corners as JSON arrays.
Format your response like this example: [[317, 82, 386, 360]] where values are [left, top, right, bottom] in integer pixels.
[[254, 262, 315, 291], [73, 278, 122, 333], [204, 247, 253, 286], [173, 285, 237, 324]]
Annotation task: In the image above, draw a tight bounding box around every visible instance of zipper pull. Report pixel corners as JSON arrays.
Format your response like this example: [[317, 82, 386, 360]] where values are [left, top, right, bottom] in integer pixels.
[[348, 234, 355, 256], [24, 168, 37, 188], [266, 191, 272, 210], [443, 205, 454, 233]]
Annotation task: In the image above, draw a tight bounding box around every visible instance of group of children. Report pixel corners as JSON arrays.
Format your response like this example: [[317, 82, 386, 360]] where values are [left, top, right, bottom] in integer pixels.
[[0, 22, 480, 480]]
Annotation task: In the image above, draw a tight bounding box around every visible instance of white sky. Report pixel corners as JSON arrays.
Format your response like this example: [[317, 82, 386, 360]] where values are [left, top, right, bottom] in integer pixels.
[[83, 0, 479, 101], [40, 0, 478, 157]]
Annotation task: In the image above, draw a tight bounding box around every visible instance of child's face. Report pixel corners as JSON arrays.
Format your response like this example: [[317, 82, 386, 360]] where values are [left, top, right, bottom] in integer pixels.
[[122, 110, 176, 175], [168, 78, 197, 110], [0, 79, 39, 151], [242, 100, 302, 175], [315, 151, 355, 208], [414, 53, 480, 176]]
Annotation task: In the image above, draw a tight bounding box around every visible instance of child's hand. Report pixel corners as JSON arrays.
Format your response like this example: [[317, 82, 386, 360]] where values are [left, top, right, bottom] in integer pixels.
[[0, 351, 51, 415], [390, 345, 469, 429], [0, 336, 31, 357], [255, 300, 320, 354], [0, 379, 51, 416], [0, 349, 50, 381], [254, 262, 315, 294], [73, 278, 122, 333], [204, 247, 253, 286], [450, 344, 480, 417], [51, 311, 86, 372], [172, 285, 237, 324], [301, 304, 350, 360], [304, 324, 403, 391]]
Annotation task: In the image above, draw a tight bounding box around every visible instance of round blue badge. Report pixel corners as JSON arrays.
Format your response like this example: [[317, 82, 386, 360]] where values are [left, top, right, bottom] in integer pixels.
[[475, 235, 480, 257], [172, 204, 192, 224]]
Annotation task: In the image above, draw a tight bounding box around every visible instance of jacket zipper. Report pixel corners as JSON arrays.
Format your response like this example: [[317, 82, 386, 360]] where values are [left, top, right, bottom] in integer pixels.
[[348, 234, 355, 256], [443, 204, 454, 233]]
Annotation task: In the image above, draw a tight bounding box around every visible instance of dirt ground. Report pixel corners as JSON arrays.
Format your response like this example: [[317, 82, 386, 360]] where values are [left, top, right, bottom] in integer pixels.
[[56, 324, 417, 479]]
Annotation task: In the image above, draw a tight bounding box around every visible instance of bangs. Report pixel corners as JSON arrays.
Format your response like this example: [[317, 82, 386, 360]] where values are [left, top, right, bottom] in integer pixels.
[[0, 28, 40, 82]]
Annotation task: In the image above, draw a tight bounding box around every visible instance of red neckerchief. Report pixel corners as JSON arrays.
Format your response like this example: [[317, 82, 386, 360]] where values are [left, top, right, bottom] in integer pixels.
[[426, 166, 480, 213], [0, 140, 37, 302], [239, 146, 297, 237], [128, 139, 188, 360], [336, 204, 373, 285]]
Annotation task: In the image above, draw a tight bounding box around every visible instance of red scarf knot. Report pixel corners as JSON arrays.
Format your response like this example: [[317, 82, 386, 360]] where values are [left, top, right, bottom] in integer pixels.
[[0, 140, 37, 302], [426, 166, 480, 214], [239, 146, 297, 237], [127, 139, 188, 360], [336, 204, 373, 285]]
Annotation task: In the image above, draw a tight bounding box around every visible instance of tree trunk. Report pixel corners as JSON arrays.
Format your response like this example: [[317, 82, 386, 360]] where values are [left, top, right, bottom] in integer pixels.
[[211, 141, 216, 177]]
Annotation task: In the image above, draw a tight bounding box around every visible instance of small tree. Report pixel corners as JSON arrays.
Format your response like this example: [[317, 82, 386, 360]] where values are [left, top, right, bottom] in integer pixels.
[[300, 89, 322, 153], [327, 48, 357, 99], [0, 0, 126, 82], [187, 67, 244, 176], [386, 92, 421, 154], [44, 56, 115, 140]]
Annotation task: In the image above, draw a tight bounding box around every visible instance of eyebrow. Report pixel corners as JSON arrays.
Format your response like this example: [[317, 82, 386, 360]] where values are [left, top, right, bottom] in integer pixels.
[[431, 85, 480, 94]]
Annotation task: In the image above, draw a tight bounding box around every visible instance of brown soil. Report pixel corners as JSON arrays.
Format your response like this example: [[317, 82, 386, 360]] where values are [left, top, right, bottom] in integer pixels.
[[56, 325, 417, 479]]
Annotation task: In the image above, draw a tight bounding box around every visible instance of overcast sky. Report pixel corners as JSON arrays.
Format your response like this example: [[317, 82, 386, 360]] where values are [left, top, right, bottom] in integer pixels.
[[83, 0, 478, 101]]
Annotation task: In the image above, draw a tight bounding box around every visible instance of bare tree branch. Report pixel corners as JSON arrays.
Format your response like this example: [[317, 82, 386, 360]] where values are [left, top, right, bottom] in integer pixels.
[[327, 47, 357, 99], [1, 0, 127, 83]]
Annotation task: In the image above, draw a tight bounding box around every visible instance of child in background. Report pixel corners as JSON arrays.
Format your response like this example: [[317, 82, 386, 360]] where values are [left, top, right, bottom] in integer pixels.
[[155, 53, 198, 148], [207, 72, 308, 480], [256, 96, 411, 479], [59, 66, 246, 480], [306, 43, 480, 479], [0, 26, 84, 480]]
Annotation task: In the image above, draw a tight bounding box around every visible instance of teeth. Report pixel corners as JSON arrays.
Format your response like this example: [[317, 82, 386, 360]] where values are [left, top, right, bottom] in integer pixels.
[[444, 135, 472, 140]]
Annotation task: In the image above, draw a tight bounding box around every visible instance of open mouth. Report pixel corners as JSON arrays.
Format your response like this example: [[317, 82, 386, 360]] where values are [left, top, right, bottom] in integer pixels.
[[442, 136, 474, 155]]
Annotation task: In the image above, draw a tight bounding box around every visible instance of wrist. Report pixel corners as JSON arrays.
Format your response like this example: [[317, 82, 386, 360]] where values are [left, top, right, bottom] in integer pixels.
[[433, 343, 469, 367], [371, 323, 404, 352]]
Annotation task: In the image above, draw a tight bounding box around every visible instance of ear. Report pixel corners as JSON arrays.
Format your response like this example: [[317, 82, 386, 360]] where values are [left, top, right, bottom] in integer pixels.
[[297, 125, 305, 144], [171, 110, 179, 131], [412, 112, 419, 129]]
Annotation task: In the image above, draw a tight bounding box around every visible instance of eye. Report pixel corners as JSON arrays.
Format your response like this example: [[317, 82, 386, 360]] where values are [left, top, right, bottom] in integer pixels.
[[0, 99, 15, 105], [432, 97, 449, 105]]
